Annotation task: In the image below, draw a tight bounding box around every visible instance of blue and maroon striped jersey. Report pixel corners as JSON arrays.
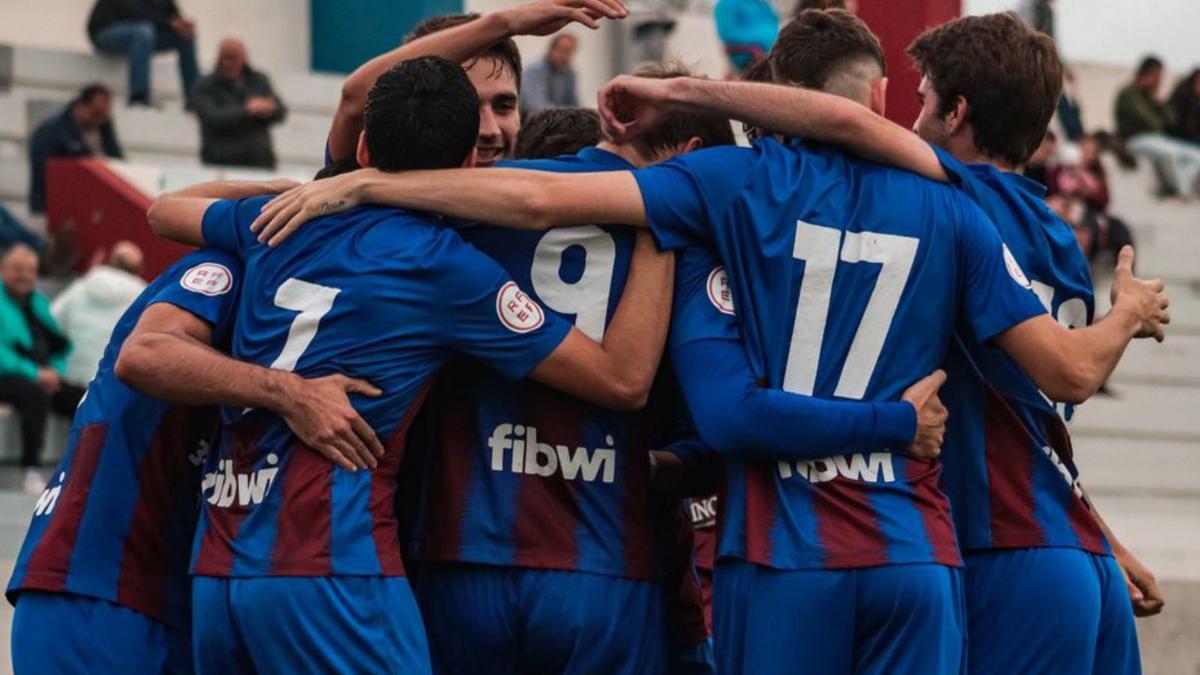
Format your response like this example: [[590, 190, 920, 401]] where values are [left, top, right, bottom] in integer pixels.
[[931, 147, 1109, 555], [410, 147, 660, 579], [633, 139, 1049, 570], [7, 250, 242, 628], [190, 197, 570, 578]]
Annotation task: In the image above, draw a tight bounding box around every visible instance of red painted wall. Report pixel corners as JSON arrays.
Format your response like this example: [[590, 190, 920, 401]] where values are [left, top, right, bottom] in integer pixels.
[[857, 0, 962, 128]]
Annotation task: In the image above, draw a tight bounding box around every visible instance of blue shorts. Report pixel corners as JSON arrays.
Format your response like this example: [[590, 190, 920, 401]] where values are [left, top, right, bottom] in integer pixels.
[[964, 547, 1140, 675], [11, 590, 190, 675], [192, 576, 430, 675], [714, 560, 965, 675], [414, 563, 667, 675]]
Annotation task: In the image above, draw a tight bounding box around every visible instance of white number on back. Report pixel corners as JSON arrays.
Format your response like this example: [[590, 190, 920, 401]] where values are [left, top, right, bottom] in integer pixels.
[[269, 278, 341, 372], [531, 226, 616, 341], [783, 220, 919, 400]]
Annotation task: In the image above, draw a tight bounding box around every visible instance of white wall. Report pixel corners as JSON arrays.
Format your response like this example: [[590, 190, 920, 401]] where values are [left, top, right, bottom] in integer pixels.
[[0, 0, 310, 74], [965, 0, 1199, 74]]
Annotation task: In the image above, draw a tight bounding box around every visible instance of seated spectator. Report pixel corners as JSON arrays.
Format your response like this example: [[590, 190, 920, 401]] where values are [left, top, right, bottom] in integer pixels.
[[0, 244, 84, 494], [521, 34, 580, 115], [191, 38, 287, 169], [50, 242, 146, 390], [27, 85, 123, 214], [515, 107, 601, 159], [1057, 68, 1085, 142], [1048, 142, 1110, 212], [1169, 69, 1200, 144], [88, 0, 199, 106], [1115, 55, 1200, 198]]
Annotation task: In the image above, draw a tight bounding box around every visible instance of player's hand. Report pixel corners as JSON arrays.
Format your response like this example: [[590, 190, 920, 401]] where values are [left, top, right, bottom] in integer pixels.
[[169, 16, 196, 40], [251, 171, 369, 246], [1110, 246, 1170, 342], [901, 370, 948, 459], [500, 0, 628, 36], [278, 373, 386, 472], [1115, 545, 1166, 617], [598, 75, 678, 143]]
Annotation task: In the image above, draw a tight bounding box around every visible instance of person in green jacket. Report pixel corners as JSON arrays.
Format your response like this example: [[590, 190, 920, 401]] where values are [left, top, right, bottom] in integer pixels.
[[0, 243, 83, 493], [1115, 56, 1200, 199]]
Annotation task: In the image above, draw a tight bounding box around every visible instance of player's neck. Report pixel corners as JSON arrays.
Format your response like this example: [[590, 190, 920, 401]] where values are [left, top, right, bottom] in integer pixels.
[[952, 141, 1018, 173], [596, 140, 652, 169]]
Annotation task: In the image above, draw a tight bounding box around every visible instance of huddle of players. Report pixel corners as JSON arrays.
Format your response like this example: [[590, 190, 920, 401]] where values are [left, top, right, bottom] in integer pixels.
[[6, 2, 1173, 675]]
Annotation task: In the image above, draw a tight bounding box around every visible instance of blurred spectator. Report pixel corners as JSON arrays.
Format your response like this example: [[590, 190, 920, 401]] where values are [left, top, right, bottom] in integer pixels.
[[793, 0, 857, 15], [191, 38, 287, 169], [1019, 0, 1055, 39], [1047, 138, 1136, 271], [1169, 69, 1200, 144], [50, 242, 146, 390], [0, 204, 44, 253], [1057, 68, 1085, 142], [28, 85, 123, 214], [521, 34, 580, 115], [1115, 56, 1200, 198], [515, 107, 601, 159], [0, 244, 84, 494], [87, 0, 199, 106], [1048, 142, 1109, 212], [715, 0, 778, 75], [1024, 130, 1057, 189]]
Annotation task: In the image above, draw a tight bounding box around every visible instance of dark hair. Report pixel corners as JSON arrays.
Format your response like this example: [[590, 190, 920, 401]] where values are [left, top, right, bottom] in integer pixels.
[[515, 107, 601, 159], [74, 83, 112, 106], [771, 10, 884, 90], [1136, 56, 1164, 77], [362, 57, 480, 171], [792, 0, 846, 16], [908, 12, 1062, 166], [629, 62, 736, 157], [407, 13, 523, 92], [313, 158, 360, 180]]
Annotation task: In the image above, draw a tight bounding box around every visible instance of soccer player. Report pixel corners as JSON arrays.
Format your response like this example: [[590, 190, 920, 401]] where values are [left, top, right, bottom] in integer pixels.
[[145, 57, 679, 675], [6, 240, 385, 675], [326, 0, 628, 168], [591, 10, 1167, 673]]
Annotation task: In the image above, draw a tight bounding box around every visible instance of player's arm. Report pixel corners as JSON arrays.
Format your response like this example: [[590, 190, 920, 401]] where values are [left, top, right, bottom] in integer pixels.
[[526, 231, 671, 409], [1086, 495, 1166, 617], [598, 75, 948, 181], [147, 179, 298, 247], [327, 0, 628, 162], [251, 167, 646, 245], [993, 247, 1169, 404], [115, 303, 386, 472]]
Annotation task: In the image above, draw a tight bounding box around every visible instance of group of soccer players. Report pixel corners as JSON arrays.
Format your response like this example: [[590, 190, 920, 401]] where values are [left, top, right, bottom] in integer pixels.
[[5, 1, 1174, 673]]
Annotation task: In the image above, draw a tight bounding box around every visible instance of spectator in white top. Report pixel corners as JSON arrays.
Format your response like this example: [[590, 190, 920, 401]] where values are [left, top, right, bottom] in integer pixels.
[[521, 34, 579, 115]]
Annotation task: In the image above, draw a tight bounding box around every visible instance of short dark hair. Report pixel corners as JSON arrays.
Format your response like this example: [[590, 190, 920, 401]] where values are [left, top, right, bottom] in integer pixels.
[[74, 83, 112, 106], [792, 0, 846, 16], [1136, 56, 1164, 77], [515, 107, 601, 160], [362, 57, 480, 171], [770, 10, 884, 90], [313, 158, 360, 180], [630, 62, 736, 157], [407, 13, 523, 92], [908, 12, 1062, 166]]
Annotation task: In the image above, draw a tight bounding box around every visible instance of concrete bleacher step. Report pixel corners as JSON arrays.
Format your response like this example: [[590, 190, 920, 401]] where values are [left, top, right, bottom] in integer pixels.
[[1075, 435, 1200, 497], [1071, 382, 1200, 442], [1107, 335, 1200, 387]]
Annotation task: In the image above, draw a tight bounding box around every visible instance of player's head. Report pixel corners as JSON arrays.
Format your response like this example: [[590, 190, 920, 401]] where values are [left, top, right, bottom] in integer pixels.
[[357, 57, 480, 172], [627, 62, 737, 163], [908, 12, 1062, 168], [515, 107, 602, 160], [769, 9, 886, 114], [408, 14, 522, 167], [1133, 55, 1165, 96]]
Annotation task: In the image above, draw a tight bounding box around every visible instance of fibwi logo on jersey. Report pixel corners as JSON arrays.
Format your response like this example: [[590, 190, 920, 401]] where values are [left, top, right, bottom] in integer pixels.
[[181, 262, 234, 296], [201, 453, 280, 507], [706, 266, 735, 315], [496, 281, 546, 334], [777, 452, 896, 484], [488, 423, 616, 483], [32, 471, 66, 517]]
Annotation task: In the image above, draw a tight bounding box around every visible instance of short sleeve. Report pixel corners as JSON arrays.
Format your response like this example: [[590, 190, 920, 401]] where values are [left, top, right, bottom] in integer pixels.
[[956, 199, 1048, 341], [145, 249, 243, 340], [433, 237, 572, 380], [633, 145, 757, 251], [201, 195, 272, 256], [669, 245, 739, 350]]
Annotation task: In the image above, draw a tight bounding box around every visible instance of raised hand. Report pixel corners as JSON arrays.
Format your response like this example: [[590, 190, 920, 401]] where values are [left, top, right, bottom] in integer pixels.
[[901, 370, 948, 459], [277, 373, 386, 472], [501, 0, 628, 36], [1110, 246, 1170, 342], [597, 75, 678, 143]]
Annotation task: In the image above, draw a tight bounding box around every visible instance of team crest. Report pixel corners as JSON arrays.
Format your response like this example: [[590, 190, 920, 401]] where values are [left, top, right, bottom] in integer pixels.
[[1002, 245, 1032, 289], [496, 281, 546, 333], [706, 266, 736, 315], [181, 263, 234, 296]]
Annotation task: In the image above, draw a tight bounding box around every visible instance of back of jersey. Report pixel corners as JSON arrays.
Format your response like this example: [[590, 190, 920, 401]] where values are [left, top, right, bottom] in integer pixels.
[[634, 139, 1045, 570]]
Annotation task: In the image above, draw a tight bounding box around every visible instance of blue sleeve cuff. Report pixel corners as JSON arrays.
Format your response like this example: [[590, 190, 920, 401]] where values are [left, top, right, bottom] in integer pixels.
[[874, 401, 917, 449]]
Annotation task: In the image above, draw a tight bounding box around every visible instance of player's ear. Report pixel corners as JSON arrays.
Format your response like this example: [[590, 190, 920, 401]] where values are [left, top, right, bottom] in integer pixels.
[[355, 131, 371, 168], [870, 77, 888, 117], [681, 136, 704, 154], [946, 94, 969, 135]]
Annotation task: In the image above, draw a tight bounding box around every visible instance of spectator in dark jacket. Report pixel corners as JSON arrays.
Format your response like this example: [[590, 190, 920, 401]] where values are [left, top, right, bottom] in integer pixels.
[[27, 85, 123, 214], [1169, 69, 1200, 144], [190, 38, 287, 168], [87, 0, 199, 106], [1115, 56, 1200, 198]]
